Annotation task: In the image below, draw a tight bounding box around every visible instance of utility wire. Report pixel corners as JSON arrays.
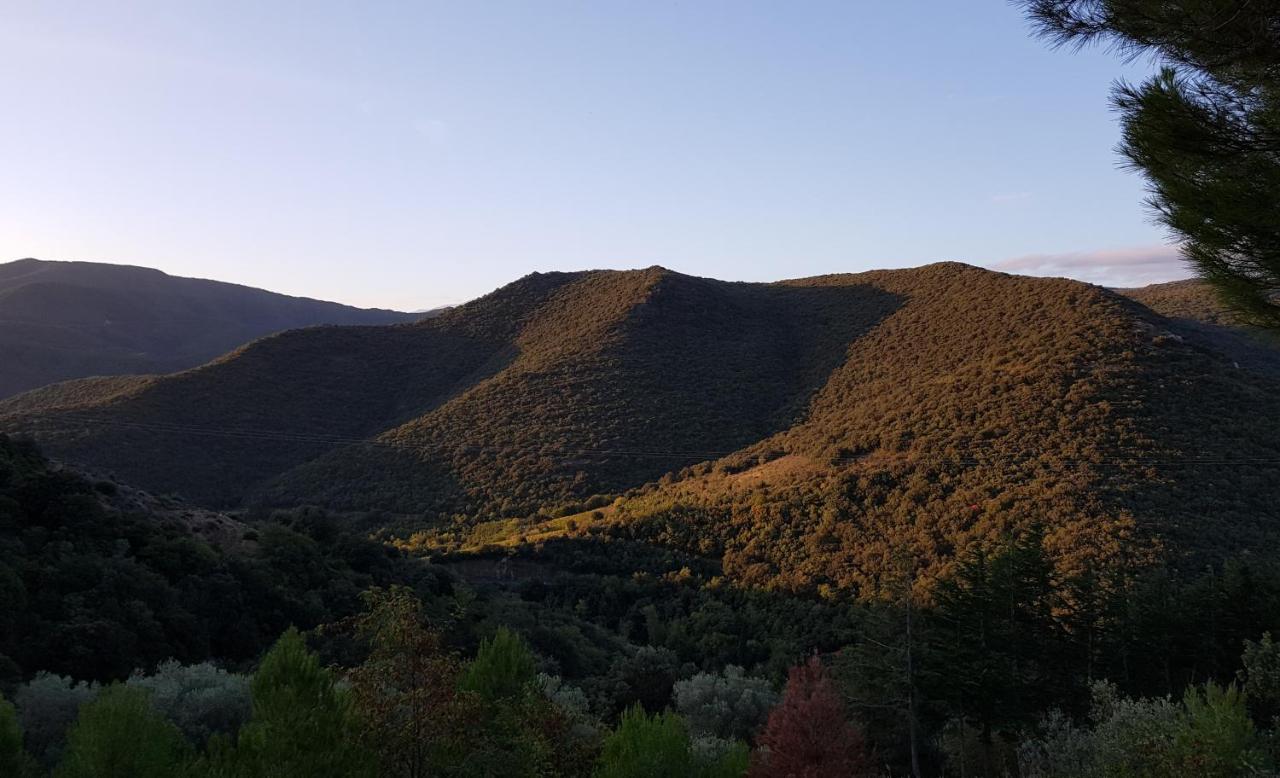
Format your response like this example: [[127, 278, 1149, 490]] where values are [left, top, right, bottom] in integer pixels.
[[10, 412, 1280, 469]]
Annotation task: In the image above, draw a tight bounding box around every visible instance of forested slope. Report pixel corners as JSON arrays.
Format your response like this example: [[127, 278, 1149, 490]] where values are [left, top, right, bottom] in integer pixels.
[[4, 263, 1279, 591], [0, 258, 418, 398], [592, 267, 1280, 592]]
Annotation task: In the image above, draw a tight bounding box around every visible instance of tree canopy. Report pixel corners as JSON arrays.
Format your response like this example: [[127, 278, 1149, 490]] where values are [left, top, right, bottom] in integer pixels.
[[1019, 0, 1280, 327]]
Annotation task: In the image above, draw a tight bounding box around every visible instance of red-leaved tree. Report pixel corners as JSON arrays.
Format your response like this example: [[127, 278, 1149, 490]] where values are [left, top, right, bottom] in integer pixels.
[[749, 655, 873, 778]]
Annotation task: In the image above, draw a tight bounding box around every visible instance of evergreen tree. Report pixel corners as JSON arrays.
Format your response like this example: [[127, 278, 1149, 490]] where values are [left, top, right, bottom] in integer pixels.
[[0, 692, 37, 778], [206, 627, 373, 778], [834, 552, 929, 777], [1240, 631, 1280, 723], [596, 706, 694, 778], [926, 531, 1068, 769], [1172, 682, 1265, 775], [53, 684, 191, 778], [749, 655, 872, 778], [456, 625, 591, 776], [1018, 0, 1280, 327], [460, 626, 538, 702]]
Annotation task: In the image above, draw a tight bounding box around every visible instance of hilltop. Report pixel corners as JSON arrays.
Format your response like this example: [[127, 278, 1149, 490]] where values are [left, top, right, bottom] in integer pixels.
[[4, 263, 1279, 593], [0, 258, 419, 398]]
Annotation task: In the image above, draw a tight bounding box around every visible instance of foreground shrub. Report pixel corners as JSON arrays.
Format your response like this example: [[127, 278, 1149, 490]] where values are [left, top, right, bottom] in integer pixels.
[[204, 627, 373, 777], [1, 692, 38, 777], [674, 665, 777, 742], [53, 684, 191, 778], [1019, 680, 1269, 777], [460, 626, 537, 701], [596, 706, 693, 778], [12, 673, 97, 766], [128, 660, 251, 746]]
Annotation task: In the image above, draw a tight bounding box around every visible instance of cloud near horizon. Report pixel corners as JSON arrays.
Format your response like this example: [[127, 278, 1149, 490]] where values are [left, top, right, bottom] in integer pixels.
[[989, 244, 1191, 288]]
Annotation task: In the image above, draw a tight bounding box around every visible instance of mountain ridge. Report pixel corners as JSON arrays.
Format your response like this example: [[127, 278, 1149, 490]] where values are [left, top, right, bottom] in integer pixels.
[[4, 262, 1278, 593], [0, 257, 421, 398]]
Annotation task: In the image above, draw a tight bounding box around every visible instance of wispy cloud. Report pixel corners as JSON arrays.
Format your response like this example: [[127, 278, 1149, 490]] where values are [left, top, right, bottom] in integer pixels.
[[990, 244, 1190, 288]]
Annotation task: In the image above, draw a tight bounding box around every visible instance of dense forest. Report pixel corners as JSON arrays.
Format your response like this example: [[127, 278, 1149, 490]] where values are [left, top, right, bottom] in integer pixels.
[[2, 263, 1279, 776], [6, 0, 1280, 773], [4, 265, 1280, 595], [6, 429, 1280, 775]]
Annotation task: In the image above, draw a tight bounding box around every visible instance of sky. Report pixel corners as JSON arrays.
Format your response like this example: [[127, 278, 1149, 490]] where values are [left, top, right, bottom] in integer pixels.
[[0, 1, 1185, 310]]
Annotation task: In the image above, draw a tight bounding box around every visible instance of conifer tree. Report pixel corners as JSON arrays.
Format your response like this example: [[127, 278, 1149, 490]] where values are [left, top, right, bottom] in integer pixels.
[[1018, 0, 1280, 327], [53, 684, 191, 778], [926, 533, 1066, 773], [0, 692, 37, 778], [460, 626, 538, 701], [596, 706, 694, 778], [206, 627, 373, 778]]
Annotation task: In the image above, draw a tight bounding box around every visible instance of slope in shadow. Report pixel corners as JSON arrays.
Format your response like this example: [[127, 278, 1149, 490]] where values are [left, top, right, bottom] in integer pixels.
[[256, 270, 904, 518], [0, 269, 586, 506], [0, 258, 418, 398]]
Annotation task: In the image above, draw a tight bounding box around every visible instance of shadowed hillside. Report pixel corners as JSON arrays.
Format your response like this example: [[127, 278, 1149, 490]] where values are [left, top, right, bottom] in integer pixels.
[[4, 263, 1280, 592], [0, 258, 419, 398], [568, 267, 1280, 593], [1118, 279, 1280, 377]]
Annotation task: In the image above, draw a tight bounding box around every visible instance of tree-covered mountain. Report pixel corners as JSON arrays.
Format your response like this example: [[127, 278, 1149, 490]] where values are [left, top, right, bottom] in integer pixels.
[[4, 263, 1279, 593], [0, 258, 419, 399]]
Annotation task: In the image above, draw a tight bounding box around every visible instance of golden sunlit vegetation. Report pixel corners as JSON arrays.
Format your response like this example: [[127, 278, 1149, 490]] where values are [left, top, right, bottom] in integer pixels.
[[4, 264, 1280, 594]]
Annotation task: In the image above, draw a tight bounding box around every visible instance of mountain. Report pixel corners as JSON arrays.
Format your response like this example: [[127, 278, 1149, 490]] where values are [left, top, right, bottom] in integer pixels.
[[0, 258, 419, 398], [4, 263, 1279, 593]]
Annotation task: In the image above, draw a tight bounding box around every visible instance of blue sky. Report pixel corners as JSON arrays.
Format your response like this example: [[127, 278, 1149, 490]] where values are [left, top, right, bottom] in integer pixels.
[[0, 1, 1182, 310]]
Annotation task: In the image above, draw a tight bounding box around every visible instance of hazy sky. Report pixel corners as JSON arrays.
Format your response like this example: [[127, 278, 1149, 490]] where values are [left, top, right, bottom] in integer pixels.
[[1, 1, 1183, 310]]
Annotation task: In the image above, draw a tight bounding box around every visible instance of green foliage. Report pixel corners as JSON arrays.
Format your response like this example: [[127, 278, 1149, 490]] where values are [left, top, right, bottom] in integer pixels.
[[344, 586, 475, 778], [460, 626, 538, 702], [927, 532, 1066, 745], [596, 706, 694, 778], [1174, 683, 1264, 776], [0, 692, 37, 778], [599, 644, 684, 717], [127, 660, 250, 746], [0, 434, 421, 683], [1019, 680, 1270, 777], [1018, 0, 1280, 328], [53, 684, 192, 778], [1241, 632, 1280, 722], [673, 666, 777, 743], [696, 738, 750, 778], [13, 673, 98, 767], [205, 627, 373, 778]]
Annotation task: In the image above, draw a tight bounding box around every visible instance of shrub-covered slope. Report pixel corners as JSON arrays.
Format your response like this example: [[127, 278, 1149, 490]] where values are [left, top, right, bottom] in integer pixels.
[[0, 434, 421, 682], [0, 258, 419, 398], [4, 263, 1279, 589], [592, 266, 1280, 592]]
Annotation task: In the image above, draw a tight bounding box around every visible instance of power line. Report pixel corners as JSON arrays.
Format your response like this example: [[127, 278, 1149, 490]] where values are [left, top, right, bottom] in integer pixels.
[[10, 411, 1280, 469]]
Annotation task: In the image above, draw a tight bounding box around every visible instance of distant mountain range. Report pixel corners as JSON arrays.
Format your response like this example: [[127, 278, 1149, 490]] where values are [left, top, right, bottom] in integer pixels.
[[0, 258, 419, 398], [3, 263, 1278, 592]]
